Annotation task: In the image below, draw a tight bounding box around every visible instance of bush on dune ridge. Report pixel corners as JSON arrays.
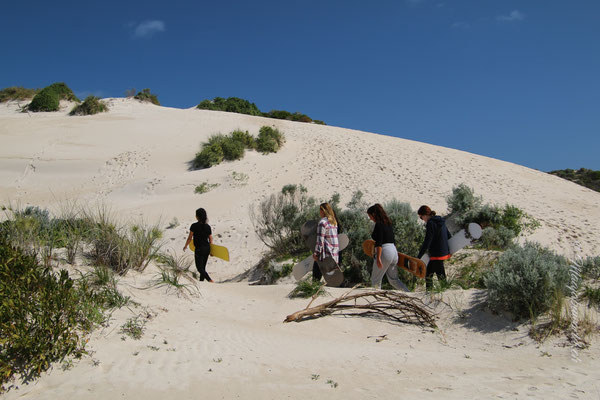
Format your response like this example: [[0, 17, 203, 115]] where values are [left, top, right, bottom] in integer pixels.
[[0, 86, 39, 102], [549, 168, 600, 192], [69, 95, 108, 116], [197, 96, 325, 124], [27, 82, 79, 112], [134, 88, 160, 105]]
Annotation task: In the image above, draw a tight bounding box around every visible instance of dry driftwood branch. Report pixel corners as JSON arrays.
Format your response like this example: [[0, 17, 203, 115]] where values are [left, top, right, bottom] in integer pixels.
[[284, 289, 437, 329]]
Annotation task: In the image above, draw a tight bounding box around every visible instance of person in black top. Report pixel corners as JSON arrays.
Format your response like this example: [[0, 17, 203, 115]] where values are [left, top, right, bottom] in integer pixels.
[[417, 205, 451, 291], [366, 204, 408, 291], [183, 208, 214, 282]]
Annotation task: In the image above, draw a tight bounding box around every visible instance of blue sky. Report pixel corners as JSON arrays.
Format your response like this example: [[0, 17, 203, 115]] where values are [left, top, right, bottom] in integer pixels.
[[2, 0, 599, 171]]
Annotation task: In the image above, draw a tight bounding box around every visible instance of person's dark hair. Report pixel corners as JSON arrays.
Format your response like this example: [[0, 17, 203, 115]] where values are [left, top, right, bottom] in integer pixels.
[[417, 205, 436, 217], [196, 208, 208, 224], [367, 203, 392, 226]]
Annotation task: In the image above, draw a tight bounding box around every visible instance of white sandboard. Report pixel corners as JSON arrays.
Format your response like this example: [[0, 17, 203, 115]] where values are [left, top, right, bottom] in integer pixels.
[[421, 223, 482, 266], [292, 233, 349, 281]]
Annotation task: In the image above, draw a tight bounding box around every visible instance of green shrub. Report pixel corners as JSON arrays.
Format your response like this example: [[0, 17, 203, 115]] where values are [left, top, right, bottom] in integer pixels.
[[549, 168, 600, 192], [27, 82, 79, 112], [221, 137, 245, 160], [446, 184, 538, 250], [231, 129, 255, 149], [479, 226, 516, 250], [27, 88, 60, 112], [46, 82, 79, 102], [384, 200, 425, 257], [192, 128, 283, 169], [581, 286, 600, 308], [69, 95, 108, 116], [581, 256, 600, 280], [250, 184, 318, 255], [197, 97, 262, 116], [256, 126, 285, 154], [263, 109, 292, 120], [0, 233, 128, 392], [134, 88, 160, 105], [193, 144, 224, 169], [196, 97, 324, 123], [484, 242, 570, 319], [447, 183, 482, 217], [0, 86, 39, 102]]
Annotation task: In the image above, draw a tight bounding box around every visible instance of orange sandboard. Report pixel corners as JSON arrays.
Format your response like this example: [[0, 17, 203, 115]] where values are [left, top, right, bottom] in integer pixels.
[[362, 239, 426, 279]]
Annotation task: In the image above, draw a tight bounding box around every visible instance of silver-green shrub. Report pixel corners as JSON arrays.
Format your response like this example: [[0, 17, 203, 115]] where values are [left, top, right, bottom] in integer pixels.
[[384, 199, 425, 257], [581, 256, 600, 280], [250, 184, 318, 255], [484, 242, 570, 319], [479, 226, 516, 250]]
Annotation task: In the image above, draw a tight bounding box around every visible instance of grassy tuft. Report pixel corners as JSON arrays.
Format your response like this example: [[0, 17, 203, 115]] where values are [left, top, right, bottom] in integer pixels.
[[288, 280, 328, 298]]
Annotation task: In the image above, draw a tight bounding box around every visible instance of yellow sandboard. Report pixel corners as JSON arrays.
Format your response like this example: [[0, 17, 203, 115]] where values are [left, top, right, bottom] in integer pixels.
[[189, 242, 230, 262]]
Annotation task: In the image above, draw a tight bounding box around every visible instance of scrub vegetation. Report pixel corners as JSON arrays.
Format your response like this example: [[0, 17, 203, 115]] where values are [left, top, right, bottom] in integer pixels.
[[549, 168, 600, 192], [0, 203, 168, 391], [69, 95, 108, 116], [0, 86, 39, 102], [446, 183, 539, 250], [27, 82, 79, 112], [192, 127, 285, 169], [251, 183, 598, 340], [134, 88, 160, 105], [197, 96, 325, 124]]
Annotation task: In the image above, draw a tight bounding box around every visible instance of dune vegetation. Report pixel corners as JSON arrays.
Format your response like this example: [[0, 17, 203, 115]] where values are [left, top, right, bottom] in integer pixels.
[[549, 168, 600, 192], [26, 82, 79, 112], [192, 126, 285, 169], [69, 96, 108, 116], [0, 86, 39, 102], [197, 96, 325, 124]]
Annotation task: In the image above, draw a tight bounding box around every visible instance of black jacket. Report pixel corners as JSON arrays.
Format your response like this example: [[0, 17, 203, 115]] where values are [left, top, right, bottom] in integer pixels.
[[417, 216, 451, 259]]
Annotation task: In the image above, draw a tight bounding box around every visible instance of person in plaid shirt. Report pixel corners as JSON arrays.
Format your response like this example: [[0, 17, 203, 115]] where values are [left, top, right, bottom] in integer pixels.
[[312, 203, 339, 264]]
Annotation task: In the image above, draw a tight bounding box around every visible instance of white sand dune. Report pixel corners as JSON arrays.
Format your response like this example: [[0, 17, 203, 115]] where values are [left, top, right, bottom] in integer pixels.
[[1, 98, 599, 399]]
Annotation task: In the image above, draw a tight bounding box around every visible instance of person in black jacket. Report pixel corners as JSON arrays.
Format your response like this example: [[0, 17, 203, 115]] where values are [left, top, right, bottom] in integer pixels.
[[417, 205, 451, 291]]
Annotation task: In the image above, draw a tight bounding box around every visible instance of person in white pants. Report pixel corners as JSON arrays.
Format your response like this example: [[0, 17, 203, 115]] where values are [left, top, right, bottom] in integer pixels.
[[367, 204, 409, 292]]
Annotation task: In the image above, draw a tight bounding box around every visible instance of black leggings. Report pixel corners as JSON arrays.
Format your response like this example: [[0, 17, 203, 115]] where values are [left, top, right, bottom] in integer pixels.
[[194, 246, 212, 281], [425, 259, 446, 291]]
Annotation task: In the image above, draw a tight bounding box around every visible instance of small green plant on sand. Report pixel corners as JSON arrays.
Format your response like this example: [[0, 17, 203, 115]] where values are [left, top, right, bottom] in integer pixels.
[[231, 171, 249, 186], [195, 182, 219, 194], [119, 316, 146, 340], [289, 280, 328, 298]]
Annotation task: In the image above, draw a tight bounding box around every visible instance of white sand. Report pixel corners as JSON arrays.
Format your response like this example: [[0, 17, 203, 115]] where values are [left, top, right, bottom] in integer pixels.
[[1, 98, 599, 399]]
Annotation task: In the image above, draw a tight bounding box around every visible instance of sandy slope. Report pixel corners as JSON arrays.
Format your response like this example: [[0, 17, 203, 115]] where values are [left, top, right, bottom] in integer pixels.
[[1, 99, 599, 399]]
